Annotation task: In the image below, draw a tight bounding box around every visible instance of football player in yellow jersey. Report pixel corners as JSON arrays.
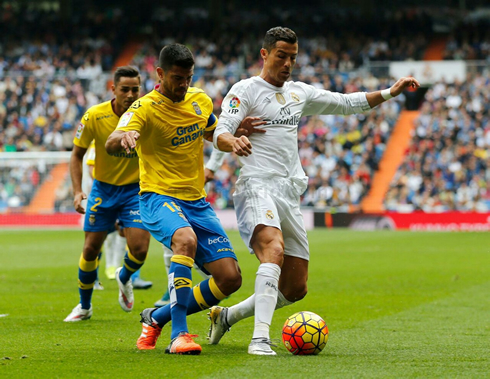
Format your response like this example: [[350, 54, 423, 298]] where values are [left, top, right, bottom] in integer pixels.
[[85, 141, 153, 289], [106, 44, 242, 355], [64, 66, 152, 322]]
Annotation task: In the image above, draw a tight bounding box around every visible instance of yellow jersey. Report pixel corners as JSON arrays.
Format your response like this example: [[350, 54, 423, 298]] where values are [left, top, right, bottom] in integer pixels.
[[73, 100, 139, 186], [116, 88, 217, 200], [86, 141, 95, 167]]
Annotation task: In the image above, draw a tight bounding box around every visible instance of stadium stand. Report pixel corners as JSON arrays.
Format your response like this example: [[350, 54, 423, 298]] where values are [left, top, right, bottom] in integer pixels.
[[384, 72, 490, 212], [1, 3, 489, 218]]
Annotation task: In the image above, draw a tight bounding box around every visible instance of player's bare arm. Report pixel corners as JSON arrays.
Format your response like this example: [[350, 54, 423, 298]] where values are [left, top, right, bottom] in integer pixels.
[[70, 145, 88, 214], [106, 129, 140, 154], [217, 133, 252, 157], [204, 168, 215, 183], [235, 117, 267, 137], [366, 77, 421, 108], [212, 116, 265, 155]]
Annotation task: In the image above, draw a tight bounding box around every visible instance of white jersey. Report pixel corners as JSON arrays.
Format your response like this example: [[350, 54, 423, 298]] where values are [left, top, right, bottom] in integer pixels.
[[214, 76, 371, 192]]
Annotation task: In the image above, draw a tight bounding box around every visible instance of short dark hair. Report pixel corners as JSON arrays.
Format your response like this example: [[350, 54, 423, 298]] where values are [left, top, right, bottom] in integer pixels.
[[158, 43, 195, 71], [113, 66, 140, 85], [262, 27, 298, 52]]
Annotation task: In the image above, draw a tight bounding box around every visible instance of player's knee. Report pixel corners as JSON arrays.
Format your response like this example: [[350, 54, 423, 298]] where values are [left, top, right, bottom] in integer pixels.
[[83, 244, 101, 260], [128, 244, 148, 260], [264, 244, 284, 266], [172, 230, 198, 255], [283, 284, 307, 303], [215, 271, 242, 296]]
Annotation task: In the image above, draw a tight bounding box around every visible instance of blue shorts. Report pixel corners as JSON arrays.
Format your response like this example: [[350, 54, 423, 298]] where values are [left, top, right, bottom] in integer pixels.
[[84, 179, 145, 232], [139, 192, 237, 270]]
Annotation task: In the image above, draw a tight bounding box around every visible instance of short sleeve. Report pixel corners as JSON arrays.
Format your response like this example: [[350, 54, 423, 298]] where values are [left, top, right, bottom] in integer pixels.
[[116, 100, 146, 132], [73, 110, 94, 148]]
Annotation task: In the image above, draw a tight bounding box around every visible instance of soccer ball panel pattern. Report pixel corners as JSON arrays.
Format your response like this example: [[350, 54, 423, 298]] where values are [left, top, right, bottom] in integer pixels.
[[282, 311, 329, 355]]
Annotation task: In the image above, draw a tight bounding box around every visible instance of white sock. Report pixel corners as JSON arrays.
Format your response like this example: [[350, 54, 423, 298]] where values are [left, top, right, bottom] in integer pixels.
[[227, 295, 256, 326], [227, 289, 293, 327], [252, 263, 281, 340], [113, 235, 127, 268], [276, 290, 293, 309], [103, 232, 116, 267], [162, 244, 173, 276]]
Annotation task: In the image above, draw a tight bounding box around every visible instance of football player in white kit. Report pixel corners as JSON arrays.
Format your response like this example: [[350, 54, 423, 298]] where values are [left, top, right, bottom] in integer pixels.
[[208, 26, 420, 355]]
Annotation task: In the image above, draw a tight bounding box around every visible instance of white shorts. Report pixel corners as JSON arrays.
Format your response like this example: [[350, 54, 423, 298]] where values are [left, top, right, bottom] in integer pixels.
[[233, 178, 309, 261]]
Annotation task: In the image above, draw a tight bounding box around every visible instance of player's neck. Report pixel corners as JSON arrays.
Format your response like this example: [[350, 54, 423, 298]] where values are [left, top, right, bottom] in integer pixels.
[[157, 87, 185, 103], [259, 72, 285, 88], [111, 99, 126, 117]]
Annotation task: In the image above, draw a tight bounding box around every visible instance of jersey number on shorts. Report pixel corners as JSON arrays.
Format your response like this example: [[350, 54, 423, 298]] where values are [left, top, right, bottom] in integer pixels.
[[90, 197, 103, 212], [163, 201, 182, 212]]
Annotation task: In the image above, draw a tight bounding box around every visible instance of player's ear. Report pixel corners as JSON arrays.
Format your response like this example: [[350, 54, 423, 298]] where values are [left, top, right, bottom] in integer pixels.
[[260, 48, 268, 61], [156, 67, 164, 82]]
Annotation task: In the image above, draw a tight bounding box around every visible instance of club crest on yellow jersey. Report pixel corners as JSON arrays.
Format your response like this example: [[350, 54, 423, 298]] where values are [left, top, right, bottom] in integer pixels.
[[192, 101, 202, 115]]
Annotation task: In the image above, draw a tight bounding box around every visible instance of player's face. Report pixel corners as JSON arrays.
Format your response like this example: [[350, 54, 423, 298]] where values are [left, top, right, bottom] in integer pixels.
[[158, 65, 194, 102], [261, 40, 298, 87], [113, 77, 141, 111]]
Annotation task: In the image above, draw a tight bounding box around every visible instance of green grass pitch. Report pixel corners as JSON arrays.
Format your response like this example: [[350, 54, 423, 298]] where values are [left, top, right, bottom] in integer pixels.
[[1, 229, 489, 378]]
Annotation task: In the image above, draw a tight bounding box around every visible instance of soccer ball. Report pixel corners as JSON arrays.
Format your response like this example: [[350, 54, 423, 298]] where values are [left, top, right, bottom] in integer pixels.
[[282, 311, 329, 355]]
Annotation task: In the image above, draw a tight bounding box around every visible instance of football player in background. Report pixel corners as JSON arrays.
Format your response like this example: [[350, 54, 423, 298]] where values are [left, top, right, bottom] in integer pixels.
[[64, 66, 151, 322], [84, 142, 152, 289]]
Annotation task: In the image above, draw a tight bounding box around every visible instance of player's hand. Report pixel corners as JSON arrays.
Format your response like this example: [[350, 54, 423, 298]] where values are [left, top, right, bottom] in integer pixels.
[[204, 168, 215, 183], [233, 136, 252, 157], [389, 77, 421, 97], [121, 131, 140, 154], [73, 192, 87, 214], [236, 117, 267, 137]]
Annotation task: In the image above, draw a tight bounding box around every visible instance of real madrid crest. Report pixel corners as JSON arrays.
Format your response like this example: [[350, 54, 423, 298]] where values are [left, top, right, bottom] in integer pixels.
[[266, 210, 275, 220], [275, 93, 286, 105], [192, 101, 202, 115]]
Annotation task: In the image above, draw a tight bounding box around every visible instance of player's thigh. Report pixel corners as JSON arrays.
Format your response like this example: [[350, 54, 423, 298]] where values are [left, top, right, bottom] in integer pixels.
[[83, 180, 119, 233], [138, 192, 191, 249], [279, 255, 309, 302], [280, 201, 310, 261], [115, 182, 144, 230], [233, 186, 281, 252], [180, 198, 238, 270]]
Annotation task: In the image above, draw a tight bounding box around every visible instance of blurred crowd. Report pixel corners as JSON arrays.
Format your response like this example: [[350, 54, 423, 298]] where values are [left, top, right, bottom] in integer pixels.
[[385, 72, 490, 212], [1, 4, 489, 213]]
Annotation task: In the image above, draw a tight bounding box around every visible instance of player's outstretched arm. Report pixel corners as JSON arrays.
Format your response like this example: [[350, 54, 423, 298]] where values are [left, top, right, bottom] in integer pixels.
[[365, 77, 420, 108], [106, 130, 140, 154], [70, 145, 88, 214]]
